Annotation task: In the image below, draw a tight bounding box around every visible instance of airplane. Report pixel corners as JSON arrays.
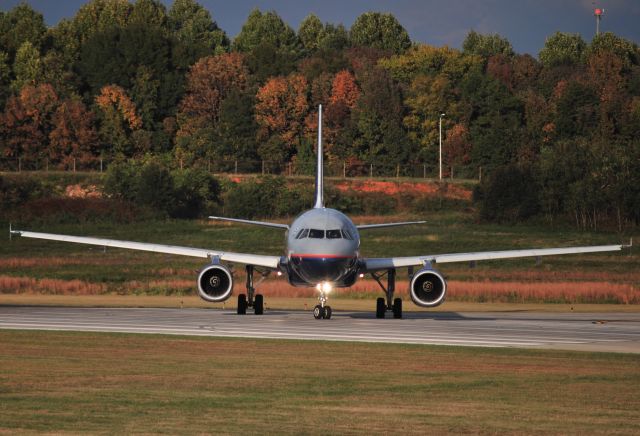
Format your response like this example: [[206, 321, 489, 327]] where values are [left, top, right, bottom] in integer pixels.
[[10, 106, 631, 319]]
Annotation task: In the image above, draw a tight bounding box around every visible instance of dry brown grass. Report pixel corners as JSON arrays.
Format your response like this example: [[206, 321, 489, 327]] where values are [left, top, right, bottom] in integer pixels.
[[1, 272, 637, 304], [0, 275, 106, 295]]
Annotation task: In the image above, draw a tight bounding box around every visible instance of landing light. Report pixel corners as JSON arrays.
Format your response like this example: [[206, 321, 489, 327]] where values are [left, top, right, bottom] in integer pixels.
[[316, 282, 333, 293]]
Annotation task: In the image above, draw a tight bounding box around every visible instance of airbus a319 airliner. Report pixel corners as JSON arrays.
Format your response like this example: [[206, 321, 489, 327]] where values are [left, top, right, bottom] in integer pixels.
[[11, 106, 630, 319]]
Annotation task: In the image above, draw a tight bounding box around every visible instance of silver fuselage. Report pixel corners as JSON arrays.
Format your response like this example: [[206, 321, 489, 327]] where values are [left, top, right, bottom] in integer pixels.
[[285, 208, 361, 287]]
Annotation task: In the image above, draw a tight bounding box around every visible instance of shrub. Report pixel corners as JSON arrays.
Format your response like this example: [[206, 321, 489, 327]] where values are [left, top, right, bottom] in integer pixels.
[[474, 164, 540, 222]]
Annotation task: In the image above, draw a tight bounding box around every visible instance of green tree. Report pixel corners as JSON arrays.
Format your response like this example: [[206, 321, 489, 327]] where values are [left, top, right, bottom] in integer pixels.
[[168, 0, 229, 67], [298, 14, 324, 52], [233, 9, 300, 55], [462, 30, 514, 58], [213, 89, 259, 162], [0, 51, 10, 107], [129, 0, 168, 29], [554, 81, 599, 139], [350, 12, 410, 54], [461, 69, 524, 168], [0, 3, 46, 59], [538, 32, 586, 67], [11, 41, 42, 92]]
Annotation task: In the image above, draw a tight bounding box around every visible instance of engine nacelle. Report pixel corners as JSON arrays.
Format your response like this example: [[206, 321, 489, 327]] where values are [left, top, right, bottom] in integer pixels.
[[197, 264, 233, 303], [410, 268, 447, 308]]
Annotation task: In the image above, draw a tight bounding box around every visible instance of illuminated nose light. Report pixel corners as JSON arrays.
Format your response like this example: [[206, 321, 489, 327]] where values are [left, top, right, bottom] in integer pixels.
[[316, 282, 333, 293], [358, 273, 364, 278]]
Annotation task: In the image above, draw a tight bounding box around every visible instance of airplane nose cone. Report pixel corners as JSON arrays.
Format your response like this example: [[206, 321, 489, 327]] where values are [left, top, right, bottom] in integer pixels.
[[290, 255, 356, 283]]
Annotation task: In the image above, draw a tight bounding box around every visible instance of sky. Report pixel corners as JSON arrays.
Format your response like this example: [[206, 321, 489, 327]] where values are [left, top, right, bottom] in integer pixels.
[[1, 0, 639, 56]]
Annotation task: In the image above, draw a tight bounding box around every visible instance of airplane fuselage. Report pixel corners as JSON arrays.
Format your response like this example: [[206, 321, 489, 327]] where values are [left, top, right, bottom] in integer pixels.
[[285, 208, 361, 288]]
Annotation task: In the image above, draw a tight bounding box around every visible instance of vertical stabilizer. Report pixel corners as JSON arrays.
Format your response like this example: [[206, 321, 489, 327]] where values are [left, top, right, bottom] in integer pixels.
[[313, 105, 324, 209]]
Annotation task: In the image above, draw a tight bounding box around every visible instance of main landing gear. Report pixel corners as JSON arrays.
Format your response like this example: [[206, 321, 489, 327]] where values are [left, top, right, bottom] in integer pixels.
[[313, 291, 332, 320], [237, 265, 267, 315], [371, 269, 402, 319]]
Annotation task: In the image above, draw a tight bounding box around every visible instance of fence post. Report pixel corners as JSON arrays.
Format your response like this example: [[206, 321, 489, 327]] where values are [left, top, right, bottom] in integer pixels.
[[73, 158, 76, 172], [450, 166, 453, 180], [100, 158, 103, 173], [234, 160, 238, 174], [180, 158, 183, 170], [369, 163, 373, 178], [423, 164, 426, 179], [208, 160, 211, 173], [18, 158, 21, 172], [45, 159, 49, 172], [262, 160, 265, 175], [396, 164, 400, 179], [343, 161, 346, 178], [479, 166, 482, 181]]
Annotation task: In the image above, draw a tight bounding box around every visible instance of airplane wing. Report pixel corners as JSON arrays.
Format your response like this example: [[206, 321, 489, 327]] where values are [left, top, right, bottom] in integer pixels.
[[363, 242, 629, 272], [209, 216, 289, 229], [356, 221, 426, 230], [10, 230, 282, 269]]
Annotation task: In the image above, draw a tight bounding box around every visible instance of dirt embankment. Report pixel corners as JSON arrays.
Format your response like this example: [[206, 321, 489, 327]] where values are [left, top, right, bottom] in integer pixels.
[[333, 180, 472, 200]]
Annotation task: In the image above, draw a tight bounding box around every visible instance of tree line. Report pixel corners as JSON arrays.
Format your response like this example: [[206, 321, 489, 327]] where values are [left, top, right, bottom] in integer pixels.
[[0, 0, 639, 229]]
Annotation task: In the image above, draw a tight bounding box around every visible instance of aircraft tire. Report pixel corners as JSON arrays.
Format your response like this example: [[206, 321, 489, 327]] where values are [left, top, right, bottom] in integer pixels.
[[313, 305, 325, 319], [237, 294, 247, 315], [376, 297, 386, 318], [254, 294, 264, 315], [323, 306, 332, 319], [392, 298, 402, 319]]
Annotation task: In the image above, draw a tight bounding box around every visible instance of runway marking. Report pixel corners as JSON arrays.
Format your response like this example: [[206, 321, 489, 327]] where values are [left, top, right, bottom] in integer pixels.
[[2, 307, 639, 352]]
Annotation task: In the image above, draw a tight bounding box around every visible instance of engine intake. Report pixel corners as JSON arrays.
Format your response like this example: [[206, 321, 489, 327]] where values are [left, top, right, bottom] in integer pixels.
[[197, 264, 233, 302], [410, 268, 447, 308]]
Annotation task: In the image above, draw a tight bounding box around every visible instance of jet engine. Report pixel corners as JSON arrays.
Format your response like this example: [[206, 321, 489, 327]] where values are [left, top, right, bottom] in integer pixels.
[[197, 264, 233, 302], [409, 268, 447, 307]]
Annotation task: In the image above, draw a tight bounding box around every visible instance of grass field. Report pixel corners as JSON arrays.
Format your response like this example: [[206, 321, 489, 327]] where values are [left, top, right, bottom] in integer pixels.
[[1, 211, 637, 305], [1, 330, 639, 434]]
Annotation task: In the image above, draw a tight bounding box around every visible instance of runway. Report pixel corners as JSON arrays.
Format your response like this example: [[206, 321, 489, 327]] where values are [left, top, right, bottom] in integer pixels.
[[1, 306, 639, 353]]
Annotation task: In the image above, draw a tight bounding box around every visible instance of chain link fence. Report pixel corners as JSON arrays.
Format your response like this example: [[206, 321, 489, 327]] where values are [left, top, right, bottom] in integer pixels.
[[0, 157, 483, 180]]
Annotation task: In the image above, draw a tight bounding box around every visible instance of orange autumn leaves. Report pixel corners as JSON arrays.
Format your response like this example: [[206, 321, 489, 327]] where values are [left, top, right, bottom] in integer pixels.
[[255, 69, 360, 154]]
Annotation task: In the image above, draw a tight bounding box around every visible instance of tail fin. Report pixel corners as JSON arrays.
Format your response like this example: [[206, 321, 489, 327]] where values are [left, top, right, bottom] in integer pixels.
[[313, 104, 324, 209]]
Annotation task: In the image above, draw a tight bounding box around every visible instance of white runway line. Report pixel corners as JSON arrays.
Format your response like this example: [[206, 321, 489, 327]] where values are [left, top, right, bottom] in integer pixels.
[[1, 307, 639, 351]]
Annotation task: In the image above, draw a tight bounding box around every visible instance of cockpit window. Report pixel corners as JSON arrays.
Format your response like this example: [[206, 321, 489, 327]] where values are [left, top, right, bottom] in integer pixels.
[[308, 229, 325, 239], [341, 229, 353, 240], [295, 228, 309, 239], [326, 229, 342, 239]]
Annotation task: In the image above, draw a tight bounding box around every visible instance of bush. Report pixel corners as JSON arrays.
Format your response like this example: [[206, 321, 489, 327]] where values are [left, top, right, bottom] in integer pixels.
[[224, 176, 285, 219], [474, 164, 540, 222], [103, 160, 221, 218]]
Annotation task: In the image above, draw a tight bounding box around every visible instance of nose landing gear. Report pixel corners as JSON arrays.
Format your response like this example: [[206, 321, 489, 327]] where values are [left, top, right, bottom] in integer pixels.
[[313, 292, 332, 319]]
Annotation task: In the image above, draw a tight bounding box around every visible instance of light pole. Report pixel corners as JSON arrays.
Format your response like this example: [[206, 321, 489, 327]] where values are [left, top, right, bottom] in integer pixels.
[[439, 113, 445, 181]]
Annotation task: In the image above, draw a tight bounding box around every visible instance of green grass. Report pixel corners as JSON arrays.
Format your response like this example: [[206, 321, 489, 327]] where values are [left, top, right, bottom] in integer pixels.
[[1, 330, 639, 434]]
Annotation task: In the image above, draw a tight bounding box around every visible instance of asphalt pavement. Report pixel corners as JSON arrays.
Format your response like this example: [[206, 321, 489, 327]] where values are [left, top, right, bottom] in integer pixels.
[[1, 306, 639, 353]]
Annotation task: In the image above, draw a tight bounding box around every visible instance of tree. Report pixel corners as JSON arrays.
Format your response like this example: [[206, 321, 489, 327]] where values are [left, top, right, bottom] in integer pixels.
[[11, 41, 42, 92], [233, 9, 300, 55], [0, 3, 46, 59], [49, 98, 98, 167], [213, 89, 259, 162], [168, 0, 229, 67], [0, 51, 10, 108], [330, 70, 360, 108], [0, 84, 59, 160], [462, 31, 514, 58], [538, 32, 586, 67], [129, 0, 167, 29], [94, 85, 142, 157], [298, 14, 324, 52], [255, 74, 309, 157], [554, 81, 599, 139], [588, 32, 639, 69], [350, 12, 410, 54]]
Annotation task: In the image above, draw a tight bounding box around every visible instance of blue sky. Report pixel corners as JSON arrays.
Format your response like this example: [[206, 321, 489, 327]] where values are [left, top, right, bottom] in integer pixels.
[[1, 0, 639, 56]]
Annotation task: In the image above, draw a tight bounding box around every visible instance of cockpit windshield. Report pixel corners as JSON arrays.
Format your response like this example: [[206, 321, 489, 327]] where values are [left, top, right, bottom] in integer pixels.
[[326, 229, 341, 239], [308, 229, 325, 239], [295, 228, 355, 240]]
